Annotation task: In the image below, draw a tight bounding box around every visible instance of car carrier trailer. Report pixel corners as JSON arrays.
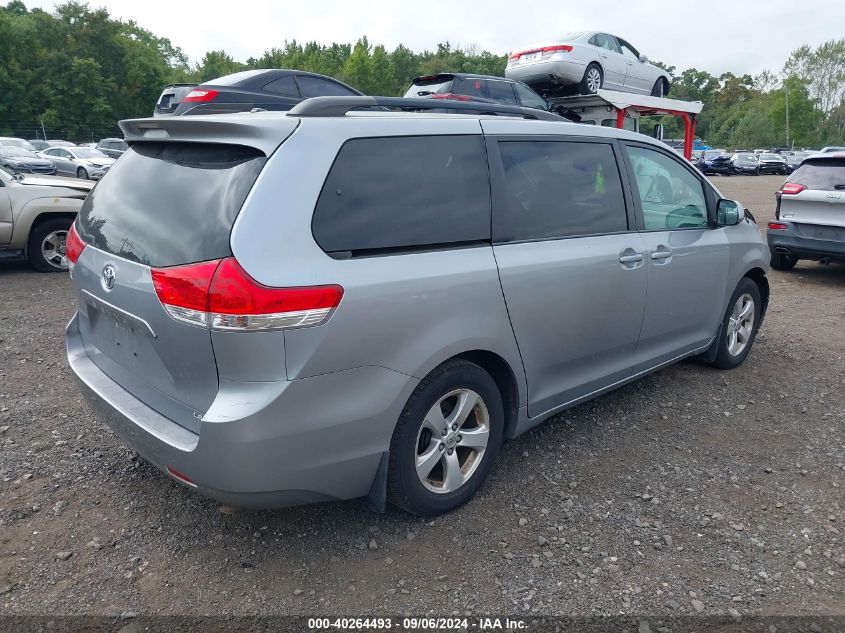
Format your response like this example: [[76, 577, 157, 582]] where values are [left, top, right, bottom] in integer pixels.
[[548, 89, 704, 160]]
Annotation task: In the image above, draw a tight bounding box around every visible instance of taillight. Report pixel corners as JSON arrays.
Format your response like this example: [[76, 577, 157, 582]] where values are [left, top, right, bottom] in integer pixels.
[[509, 44, 573, 61], [430, 93, 474, 102], [151, 257, 343, 331], [768, 222, 788, 230], [182, 89, 219, 103], [66, 222, 86, 271], [780, 183, 806, 195]]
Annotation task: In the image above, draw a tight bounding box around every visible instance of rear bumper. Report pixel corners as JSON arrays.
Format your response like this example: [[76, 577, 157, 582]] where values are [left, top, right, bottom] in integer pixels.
[[66, 313, 417, 508], [506, 57, 586, 85], [767, 223, 845, 261]]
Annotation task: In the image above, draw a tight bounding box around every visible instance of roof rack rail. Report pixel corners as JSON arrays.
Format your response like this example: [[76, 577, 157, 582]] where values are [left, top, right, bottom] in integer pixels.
[[287, 96, 565, 122]]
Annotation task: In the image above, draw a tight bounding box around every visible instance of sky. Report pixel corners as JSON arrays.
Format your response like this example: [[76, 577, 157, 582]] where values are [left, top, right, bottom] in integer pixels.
[[27, 0, 845, 77]]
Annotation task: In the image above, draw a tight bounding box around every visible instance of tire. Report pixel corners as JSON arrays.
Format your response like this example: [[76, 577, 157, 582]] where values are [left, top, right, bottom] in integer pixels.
[[651, 78, 669, 97], [707, 278, 763, 370], [77, 167, 88, 180], [770, 250, 798, 271], [580, 63, 603, 95], [27, 216, 73, 272], [387, 359, 504, 516]]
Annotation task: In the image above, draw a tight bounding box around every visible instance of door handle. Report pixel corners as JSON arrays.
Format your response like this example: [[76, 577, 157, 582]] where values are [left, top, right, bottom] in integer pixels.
[[619, 253, 644, 264], [651, 250, 673, 260]]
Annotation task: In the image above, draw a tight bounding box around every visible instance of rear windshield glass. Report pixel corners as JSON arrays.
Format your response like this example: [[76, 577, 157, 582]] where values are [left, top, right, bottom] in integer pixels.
[[788, 159, 845, 191], [76, 142, 265, 267], [404, 78, 453, 97], [207, 70, 266, 86]]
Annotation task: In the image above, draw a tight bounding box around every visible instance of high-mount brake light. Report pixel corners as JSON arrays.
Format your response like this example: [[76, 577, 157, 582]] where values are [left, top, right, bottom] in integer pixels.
[[182, 89, 219, 103], [780, 183, 806, 195], [151, 257, 343, 331]]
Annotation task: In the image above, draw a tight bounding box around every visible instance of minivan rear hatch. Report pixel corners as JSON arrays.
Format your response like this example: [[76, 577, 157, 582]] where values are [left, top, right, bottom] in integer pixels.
[[71, 127, 287, 433]]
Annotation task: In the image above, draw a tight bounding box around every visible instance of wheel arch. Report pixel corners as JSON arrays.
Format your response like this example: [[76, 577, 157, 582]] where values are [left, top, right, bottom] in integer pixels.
[[453, 350, 521, 441], [9, 198, 82, 250], [743, 266, 770, 321]]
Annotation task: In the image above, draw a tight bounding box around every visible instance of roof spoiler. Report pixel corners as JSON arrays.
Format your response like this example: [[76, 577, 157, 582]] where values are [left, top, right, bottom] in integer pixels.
[[118, 114, 300, 156], [287, 96, 565, 122]]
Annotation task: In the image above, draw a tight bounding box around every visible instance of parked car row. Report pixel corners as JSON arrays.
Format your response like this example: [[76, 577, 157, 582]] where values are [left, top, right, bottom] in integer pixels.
[[695, 150, 792, 176], [0, 136, 126, 178]]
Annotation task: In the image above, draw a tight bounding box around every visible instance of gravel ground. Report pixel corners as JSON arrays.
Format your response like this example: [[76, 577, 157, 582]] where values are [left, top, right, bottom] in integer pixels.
[[1, 175, 843, 620]]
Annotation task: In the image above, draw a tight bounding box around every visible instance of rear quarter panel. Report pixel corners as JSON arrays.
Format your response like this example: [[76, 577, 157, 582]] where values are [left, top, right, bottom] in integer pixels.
[[229, 116, 527, 403]]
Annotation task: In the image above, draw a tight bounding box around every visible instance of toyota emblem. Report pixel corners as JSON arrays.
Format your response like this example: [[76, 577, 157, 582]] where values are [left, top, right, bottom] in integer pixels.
[[102, 264, 116, 291]]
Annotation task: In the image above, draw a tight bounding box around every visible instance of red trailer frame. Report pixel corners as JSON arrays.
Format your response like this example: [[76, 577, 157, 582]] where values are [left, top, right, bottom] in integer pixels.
[[550, 89, 704, 160]]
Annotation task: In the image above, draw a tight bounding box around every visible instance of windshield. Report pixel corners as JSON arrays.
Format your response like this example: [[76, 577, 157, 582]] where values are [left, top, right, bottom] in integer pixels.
[[734, 154, 757, 163], [72, 148, 108, 159], [703, 151, 724, 159], [0, 147, 36, 157], [1, 139, 36, 151], [761, 153, 782, 160]]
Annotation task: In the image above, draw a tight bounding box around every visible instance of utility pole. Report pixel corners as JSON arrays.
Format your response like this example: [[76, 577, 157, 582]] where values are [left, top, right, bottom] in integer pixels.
[[784, 76, 790, 148], [40, 116, 47, 141]]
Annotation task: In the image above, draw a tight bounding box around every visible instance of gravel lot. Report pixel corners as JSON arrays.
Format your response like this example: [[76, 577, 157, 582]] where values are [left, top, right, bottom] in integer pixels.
[[1, 175, 843, 620]]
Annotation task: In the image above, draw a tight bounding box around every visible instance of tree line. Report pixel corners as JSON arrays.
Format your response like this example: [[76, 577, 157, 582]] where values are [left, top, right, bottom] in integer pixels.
[[1, 1, 843, 147]]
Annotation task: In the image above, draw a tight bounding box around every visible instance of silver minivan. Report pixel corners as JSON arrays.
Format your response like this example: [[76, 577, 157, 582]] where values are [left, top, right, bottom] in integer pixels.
[[65, 97, 770, 516]]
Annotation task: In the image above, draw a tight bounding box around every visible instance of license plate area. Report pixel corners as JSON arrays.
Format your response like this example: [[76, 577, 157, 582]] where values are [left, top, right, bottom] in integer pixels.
[[812, 226, 843, 240], [521, 52, 541, 62], [82, 290, 157, 365]]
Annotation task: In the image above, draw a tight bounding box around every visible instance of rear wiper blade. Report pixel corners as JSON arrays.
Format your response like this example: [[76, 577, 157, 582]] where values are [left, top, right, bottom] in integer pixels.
[[834, 184, 845, 190]]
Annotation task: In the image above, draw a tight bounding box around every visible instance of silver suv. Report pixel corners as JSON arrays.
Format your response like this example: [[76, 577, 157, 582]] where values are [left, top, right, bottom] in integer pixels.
[[65, 97, 770, 516], [767, 152, 844, 269]]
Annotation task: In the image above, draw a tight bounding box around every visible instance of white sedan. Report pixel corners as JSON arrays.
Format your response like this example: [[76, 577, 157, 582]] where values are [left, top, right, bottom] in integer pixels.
[[505, 31, 671, 97]]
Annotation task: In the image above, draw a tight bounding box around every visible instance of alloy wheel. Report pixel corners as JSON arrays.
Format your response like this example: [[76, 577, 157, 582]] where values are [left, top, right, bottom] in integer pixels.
[[414, 389, 490, 494], [726, 293, 755, 356], [40, 230, 68, 270], [586, 68, 602, 93]]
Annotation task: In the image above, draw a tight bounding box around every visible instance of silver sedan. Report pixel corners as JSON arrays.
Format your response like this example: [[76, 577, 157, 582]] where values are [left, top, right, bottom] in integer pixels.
[[505, 31, 671, 97], [37, 146, 115, 180]]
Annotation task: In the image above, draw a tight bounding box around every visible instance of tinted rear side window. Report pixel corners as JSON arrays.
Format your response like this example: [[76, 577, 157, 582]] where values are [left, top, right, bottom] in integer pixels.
[[296, 76, 357, 98], [453, 78, 485, 99], [486, 80, 517, 104], [495, 140, 627, 241], [262, 75, 299, 97], [76, 142, 265, 267], [313, 136, 490, 254], [789, 159, 845, 191]]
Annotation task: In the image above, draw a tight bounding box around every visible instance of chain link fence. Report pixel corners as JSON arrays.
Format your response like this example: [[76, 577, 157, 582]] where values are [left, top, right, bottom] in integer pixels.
[[0, 121, 123, 144]]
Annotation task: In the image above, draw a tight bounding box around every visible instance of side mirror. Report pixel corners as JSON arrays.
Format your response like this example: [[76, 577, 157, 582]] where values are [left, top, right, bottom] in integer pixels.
[[639, 54, 649, 63], [716, 198, 743, 226], [652, 123, 664, 141]]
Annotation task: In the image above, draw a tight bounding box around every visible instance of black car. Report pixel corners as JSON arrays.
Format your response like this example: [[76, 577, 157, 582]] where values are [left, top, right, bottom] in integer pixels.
[[403, 73, 552, 111], [96, 137, 128, 159], [696, 150, 733, 176], [758, 152, 789, 175], [0, 146, 56, 175], [153, 70, 362, 117], [731, 152, 760, 175]]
